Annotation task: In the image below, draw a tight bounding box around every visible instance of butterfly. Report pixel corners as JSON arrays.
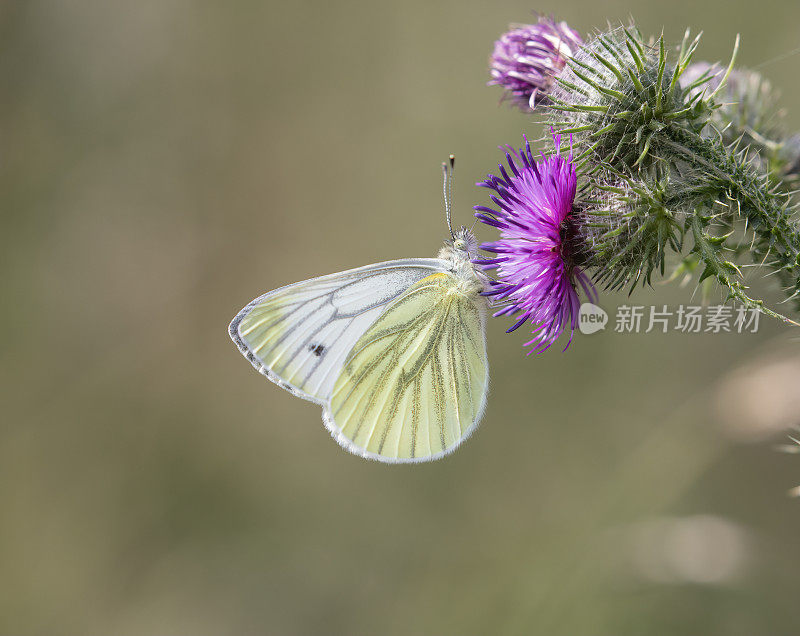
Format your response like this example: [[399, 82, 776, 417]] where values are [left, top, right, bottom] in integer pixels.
[[228, 159, 489, 463]]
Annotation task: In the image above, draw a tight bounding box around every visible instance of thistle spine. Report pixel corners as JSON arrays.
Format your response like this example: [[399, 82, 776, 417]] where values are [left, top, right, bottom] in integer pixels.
[[689, 214, 798, 325]]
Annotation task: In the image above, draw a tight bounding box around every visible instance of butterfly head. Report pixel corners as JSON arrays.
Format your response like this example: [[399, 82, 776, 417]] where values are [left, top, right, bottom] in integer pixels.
[[439, 226, 481, 272], [450, 226, 479, 258]]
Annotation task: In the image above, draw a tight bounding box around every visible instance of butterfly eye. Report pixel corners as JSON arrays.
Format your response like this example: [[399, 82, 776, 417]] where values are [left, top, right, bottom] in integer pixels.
[[454, 238, 467, 251]]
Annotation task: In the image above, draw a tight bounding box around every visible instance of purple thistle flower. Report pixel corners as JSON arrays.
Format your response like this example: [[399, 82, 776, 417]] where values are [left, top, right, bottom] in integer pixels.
[[489, 17, 583, 109], [474, 134, 596, 353]]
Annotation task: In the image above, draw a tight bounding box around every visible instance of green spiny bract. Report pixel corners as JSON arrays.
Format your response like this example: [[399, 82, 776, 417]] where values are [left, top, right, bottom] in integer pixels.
[[547, 27, 711, 172], [572, 174, 685, 292]]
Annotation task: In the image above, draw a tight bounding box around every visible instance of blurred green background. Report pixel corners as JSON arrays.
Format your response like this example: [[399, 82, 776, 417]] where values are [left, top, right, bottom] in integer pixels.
[[2, 1, 800, 634]]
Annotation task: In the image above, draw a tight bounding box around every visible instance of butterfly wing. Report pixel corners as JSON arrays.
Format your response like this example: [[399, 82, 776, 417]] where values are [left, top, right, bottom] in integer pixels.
[[326, 271, 489, 463], [229, 259, 450, 403]]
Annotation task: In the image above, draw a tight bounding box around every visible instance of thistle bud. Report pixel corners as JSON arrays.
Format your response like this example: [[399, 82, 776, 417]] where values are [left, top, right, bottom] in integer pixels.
[[489, 17, 583, 109], [572, 177, 684, 291], [681, 63, 800, 187], [548, 27, 712, 171]]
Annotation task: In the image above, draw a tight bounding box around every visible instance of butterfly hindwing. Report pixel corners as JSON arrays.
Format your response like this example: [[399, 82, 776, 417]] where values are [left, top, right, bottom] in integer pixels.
[[229, 259, 450, 402], [326, 272, 489, 462]]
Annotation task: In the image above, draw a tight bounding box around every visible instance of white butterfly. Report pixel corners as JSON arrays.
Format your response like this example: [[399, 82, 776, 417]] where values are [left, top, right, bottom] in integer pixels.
[[229, 163, 489, 463]]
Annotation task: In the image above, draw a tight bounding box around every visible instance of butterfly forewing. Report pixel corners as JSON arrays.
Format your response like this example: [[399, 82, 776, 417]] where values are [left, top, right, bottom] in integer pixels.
[[326, 272, 488, 462], [229, 259, 449, 402]]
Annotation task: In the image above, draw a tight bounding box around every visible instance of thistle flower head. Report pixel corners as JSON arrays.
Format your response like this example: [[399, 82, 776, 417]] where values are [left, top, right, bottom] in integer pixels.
[[489, 17, 583, 109], [474, 134, 595, 353]]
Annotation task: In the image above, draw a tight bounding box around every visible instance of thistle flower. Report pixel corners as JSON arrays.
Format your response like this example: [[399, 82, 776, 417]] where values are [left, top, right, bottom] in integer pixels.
[[474, 134, 595, 353], [489, 17, 583, 109]]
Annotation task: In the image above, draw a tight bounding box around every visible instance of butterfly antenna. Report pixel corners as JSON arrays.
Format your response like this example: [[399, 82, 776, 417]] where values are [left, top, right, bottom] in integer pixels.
[[442, 154, 455, 239]]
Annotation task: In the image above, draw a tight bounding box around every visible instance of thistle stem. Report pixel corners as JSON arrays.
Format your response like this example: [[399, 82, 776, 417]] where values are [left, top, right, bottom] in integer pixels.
[[663, 124, 800, 309]]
